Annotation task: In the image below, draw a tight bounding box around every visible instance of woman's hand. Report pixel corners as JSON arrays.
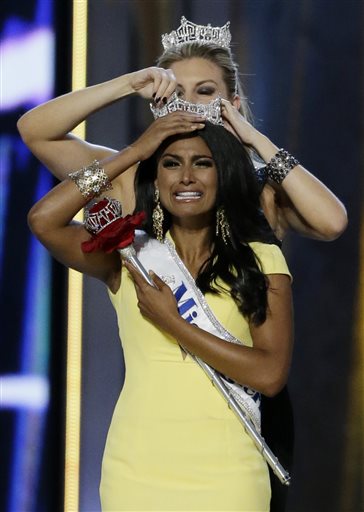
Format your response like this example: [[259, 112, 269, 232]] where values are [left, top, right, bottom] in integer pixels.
[[221, 99, 258, 146], [128, 67, 177, 101], [125, 261, 181, 332], [130, 112, 205, 162]]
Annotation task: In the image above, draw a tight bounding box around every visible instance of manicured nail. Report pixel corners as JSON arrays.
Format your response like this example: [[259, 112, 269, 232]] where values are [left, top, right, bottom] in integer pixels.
[[155, 97, 161, 103], [162, 97, 167, 104], [152, 92, 156, 98]]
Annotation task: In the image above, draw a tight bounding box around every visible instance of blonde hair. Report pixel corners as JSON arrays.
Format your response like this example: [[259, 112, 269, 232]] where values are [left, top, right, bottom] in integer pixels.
[[156, 43, 251, 121]]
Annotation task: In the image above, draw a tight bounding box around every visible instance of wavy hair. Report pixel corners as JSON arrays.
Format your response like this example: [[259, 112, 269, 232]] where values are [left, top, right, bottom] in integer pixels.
[[134, 123, 275, 325]]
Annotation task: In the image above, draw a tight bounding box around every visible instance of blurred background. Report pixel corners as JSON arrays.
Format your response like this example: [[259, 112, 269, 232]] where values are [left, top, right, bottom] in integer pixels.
[[1, 0, 363, 511]]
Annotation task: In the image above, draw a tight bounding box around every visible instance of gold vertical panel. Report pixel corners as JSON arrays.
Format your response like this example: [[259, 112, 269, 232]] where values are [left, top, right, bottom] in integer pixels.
[[340, 203, 364, 510], [340, 5, 364, 505], [64, 1, 88, 511]]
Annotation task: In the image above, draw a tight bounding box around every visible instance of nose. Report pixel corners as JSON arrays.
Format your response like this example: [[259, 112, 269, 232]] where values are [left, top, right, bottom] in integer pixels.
[[181, 164, 195, 185]]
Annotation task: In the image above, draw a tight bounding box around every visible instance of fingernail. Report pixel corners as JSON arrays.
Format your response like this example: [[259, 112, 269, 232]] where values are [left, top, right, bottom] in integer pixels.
[[155, 97, 161, 103], [162, 97, 167, 104], [152, 92, 156, 98]]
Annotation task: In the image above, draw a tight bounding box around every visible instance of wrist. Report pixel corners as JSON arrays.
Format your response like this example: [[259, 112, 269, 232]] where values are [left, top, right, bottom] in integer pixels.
[[127, 142, 145, 163], [109, 74, 136, 100], [242, 125, 261, 147], [265, 149, 300, 185], [249, 132, 279, 162]]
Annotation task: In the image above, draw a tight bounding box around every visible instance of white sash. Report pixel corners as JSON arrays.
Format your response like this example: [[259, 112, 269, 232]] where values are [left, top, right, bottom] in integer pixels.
[[133, 231, 261, 431]]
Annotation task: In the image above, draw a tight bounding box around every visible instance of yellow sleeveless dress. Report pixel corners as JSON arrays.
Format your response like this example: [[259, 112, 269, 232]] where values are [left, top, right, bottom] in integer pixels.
[[100, 240, 291, 511]]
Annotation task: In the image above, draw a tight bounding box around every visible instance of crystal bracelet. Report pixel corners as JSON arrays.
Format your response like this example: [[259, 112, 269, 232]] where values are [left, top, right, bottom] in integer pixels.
[[68, 160, 112, 201], [265, 149, 299, 184]]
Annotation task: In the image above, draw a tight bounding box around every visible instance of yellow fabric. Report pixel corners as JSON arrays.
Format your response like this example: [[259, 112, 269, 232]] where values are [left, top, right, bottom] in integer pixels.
[[100, 241, 291, 511]]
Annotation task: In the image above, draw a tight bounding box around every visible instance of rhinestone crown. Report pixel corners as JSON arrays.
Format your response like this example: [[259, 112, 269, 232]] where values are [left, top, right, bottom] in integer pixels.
[[161, 16, 231, 50], [84, 197, 122, 234], [150, 92, 223, 125]]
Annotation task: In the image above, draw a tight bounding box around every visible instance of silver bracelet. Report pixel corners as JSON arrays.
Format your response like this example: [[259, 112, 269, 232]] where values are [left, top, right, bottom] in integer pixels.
[[265, 149, 299, 184], [68, 160, 112, 200]]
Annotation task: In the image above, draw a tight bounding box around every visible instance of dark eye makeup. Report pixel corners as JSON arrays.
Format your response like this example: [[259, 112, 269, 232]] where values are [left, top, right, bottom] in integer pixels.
[[161, 158, 180, 168], [197, 87, 216, 96], [195, 159, 214, 167]]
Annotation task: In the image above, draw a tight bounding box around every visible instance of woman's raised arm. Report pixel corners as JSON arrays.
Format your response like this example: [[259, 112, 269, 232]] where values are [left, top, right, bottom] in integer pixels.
[[222, 100, 348, 241], [17, 67, 177, 180]]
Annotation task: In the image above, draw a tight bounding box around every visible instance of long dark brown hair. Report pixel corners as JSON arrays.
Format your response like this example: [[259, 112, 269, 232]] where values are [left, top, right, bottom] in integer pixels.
[[134, 123, 276, 325]]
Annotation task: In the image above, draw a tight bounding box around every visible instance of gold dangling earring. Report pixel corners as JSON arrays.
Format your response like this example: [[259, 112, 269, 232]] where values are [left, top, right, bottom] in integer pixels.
[[152, 188, 164, 242], [216, 207, 231, 245]]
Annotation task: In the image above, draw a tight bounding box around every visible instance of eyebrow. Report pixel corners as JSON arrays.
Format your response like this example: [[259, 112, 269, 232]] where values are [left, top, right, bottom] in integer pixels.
[[161, 153, 214, 161], [176, 80, 219, 89]]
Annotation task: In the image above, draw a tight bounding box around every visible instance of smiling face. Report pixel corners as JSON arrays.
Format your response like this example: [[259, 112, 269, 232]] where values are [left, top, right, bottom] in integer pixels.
[[156, 135, 218, 226], [170, 57, 231, 104]]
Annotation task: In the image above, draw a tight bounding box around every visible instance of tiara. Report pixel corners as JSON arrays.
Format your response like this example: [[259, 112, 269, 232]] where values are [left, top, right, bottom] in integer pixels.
[[84, 197, 122, 234], [161, 16, 231, 50], [150, 92, 223, 125]]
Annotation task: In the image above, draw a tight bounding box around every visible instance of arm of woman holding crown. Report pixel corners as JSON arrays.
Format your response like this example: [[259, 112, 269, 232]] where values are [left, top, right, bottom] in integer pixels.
[[221, 100, 348, 241], [17, 67, 178, 211]]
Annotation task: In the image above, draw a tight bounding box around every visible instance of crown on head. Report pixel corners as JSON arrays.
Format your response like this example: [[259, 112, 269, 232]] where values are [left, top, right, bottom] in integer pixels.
[[150, 92, 223, 125], [84, 197, 122, 234], [161, 16, 231, 50]]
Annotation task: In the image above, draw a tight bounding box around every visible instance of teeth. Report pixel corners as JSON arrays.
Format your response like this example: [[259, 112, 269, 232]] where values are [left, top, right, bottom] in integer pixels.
[[175, 192, 202, 197]]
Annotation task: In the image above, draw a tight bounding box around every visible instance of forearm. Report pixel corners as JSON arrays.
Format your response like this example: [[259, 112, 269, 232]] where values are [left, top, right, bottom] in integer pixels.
[[29, 145, 140, 233], [17, 74, 135, 144], [278, 165, 347, 239], [250, 130, 348, 239], [164, 315, 287, 397]]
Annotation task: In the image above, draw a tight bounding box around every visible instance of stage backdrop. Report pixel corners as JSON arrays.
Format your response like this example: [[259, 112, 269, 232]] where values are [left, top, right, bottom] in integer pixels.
[[3, 1, 362, 511], [0, 0, 70, 511]]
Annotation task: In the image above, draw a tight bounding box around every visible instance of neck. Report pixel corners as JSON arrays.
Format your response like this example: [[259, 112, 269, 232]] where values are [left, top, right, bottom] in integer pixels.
[[169, 220, 214, 267]]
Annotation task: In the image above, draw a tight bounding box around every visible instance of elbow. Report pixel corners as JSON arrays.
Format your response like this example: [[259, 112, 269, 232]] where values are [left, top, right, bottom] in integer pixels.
[[28, 204, 49, 240], [17, 116, 31, 146], [17, 114, 37, 147], [320, 207, 348, 241], [260, 372, 288, 398], [234, 369, 288, 398]]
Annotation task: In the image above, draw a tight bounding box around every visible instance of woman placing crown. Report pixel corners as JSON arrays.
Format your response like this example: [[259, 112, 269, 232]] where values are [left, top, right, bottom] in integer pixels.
[[20, 16, 346, 512]]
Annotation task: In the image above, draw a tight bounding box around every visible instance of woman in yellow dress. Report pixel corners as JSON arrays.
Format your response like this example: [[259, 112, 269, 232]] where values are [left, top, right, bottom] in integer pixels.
[[28, 113, 293, 510]]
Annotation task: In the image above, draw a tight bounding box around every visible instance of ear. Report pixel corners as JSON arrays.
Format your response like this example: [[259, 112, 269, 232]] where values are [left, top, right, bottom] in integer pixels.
[[232, 94, 241, 110]]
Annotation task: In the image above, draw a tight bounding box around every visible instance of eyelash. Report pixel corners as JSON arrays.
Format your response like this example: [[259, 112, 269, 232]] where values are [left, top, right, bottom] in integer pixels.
[[162, 160, 179, 168], [195, 160, 213, 167], [197, 88, 215, 96], [161, 160, 213, 168]]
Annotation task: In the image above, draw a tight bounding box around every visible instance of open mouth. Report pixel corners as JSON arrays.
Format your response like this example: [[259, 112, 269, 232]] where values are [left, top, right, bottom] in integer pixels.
[[174, 191, 203, 201]]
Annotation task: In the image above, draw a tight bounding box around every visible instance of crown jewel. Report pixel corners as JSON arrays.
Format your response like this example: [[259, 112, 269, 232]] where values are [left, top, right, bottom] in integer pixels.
[[161, 16, 231, 50], [84, 197, 122, 234], [150, 92, 223, 125]]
